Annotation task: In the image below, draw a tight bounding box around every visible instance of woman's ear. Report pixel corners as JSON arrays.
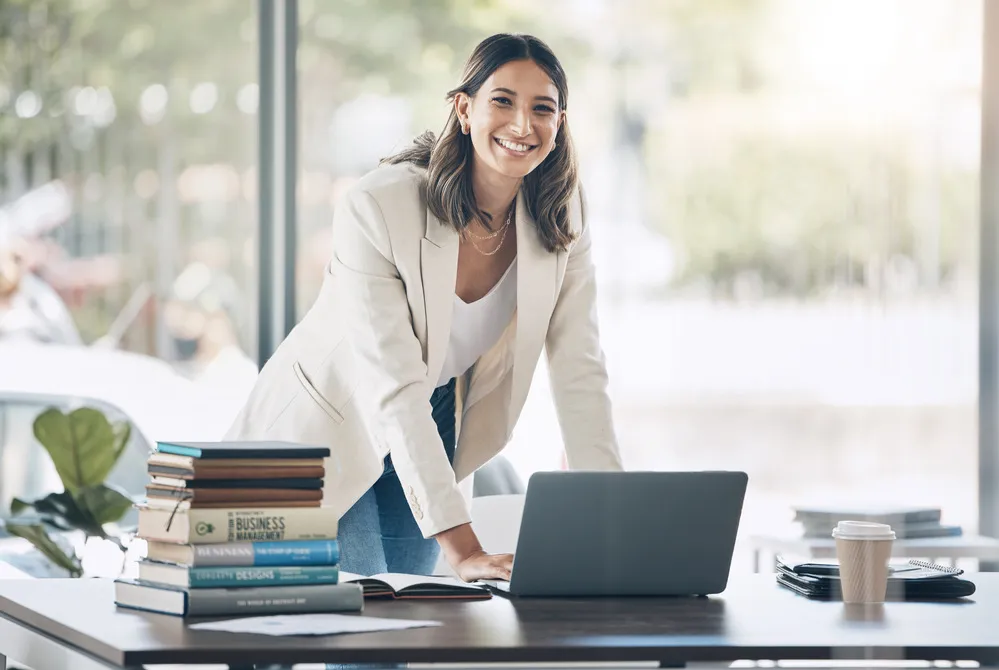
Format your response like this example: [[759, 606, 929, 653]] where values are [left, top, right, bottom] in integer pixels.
[[454, 93, 472, 133]]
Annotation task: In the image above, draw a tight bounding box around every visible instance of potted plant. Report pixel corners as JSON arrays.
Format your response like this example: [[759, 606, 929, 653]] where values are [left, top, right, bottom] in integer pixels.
[[1, 407, 134, 577]]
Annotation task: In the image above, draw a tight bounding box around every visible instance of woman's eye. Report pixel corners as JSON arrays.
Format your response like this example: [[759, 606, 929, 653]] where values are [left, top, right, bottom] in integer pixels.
[[535, 106, 555, 114], [492, 97, 512, 105]]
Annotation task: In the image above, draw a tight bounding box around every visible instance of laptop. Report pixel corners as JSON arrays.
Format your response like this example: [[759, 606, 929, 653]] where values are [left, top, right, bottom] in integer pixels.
[[481, 470, 747, 597]]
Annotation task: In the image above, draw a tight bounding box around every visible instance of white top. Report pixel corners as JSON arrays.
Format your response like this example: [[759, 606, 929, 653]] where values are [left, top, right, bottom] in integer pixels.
[[436, 258, 518, 387]]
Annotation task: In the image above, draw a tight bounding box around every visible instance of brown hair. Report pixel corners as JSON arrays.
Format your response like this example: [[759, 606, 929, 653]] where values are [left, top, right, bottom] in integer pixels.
[[382, 33, 578, 253]]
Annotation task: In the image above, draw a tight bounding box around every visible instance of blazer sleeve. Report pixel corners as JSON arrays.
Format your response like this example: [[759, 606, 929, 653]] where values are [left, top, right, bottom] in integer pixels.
[[544, 191, 624, 472], [330, 186, 471, 538]]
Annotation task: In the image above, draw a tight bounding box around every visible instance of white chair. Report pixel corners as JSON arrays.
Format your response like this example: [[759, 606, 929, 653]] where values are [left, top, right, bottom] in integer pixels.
[[434, 493, 526, 576]]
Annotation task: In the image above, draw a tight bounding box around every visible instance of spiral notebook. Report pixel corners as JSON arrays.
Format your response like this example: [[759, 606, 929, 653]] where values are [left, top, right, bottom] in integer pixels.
[[775, 556, 975, 600]]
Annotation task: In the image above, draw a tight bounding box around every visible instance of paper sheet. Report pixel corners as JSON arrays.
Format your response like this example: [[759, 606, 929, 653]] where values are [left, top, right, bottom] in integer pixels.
[[188, 613, 441, 636]]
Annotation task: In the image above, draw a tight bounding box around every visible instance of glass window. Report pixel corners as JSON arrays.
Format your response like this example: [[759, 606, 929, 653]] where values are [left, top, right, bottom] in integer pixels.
[[298, 0, 981, 568], [0, 0, 259, 509]]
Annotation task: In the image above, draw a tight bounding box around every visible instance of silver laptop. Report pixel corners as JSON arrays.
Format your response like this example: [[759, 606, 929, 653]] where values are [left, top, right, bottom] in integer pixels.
[[482, 470, 747, 597]]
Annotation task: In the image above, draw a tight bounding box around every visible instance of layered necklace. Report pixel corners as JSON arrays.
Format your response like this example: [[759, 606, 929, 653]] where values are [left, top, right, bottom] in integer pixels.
[[466, 206, 513, 256]]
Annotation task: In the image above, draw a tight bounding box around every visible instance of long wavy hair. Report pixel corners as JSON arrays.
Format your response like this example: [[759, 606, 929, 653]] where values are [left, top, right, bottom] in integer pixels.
[[382, 33, 578, 253]]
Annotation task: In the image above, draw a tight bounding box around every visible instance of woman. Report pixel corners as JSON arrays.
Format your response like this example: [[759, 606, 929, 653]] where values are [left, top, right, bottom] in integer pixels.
[[225, 33, 623, 582]]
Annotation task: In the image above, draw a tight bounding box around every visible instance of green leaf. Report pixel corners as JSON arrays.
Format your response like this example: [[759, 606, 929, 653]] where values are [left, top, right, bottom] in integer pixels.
[[112, 420, 131, 466], [32, 407, 130, 493], [26, 490, 102, 534], [3, 522, 82, 577], [75, 484, 134, 526]]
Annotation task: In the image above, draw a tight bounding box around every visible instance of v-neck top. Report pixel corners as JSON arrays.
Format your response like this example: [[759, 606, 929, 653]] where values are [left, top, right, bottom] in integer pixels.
[[436, 258, 518, 387]]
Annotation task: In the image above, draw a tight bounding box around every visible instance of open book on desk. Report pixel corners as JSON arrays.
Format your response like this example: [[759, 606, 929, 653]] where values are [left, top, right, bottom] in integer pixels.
[[339, 571, 491, 600]]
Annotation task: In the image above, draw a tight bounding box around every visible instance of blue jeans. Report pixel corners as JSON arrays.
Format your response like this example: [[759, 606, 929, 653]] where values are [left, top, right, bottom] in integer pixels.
[[336, 378, 456, 576]]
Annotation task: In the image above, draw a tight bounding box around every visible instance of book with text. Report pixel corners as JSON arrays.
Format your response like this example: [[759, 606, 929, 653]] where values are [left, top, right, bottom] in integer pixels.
[[144, 538, 340, 567], [137, 561, 340, 588], [136, 504, 338, 544], [114, 580, 363, 617]]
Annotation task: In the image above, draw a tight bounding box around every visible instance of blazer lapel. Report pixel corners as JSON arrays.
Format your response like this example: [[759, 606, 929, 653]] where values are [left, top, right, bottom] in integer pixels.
[[507, 189, 559, 432], [421, 206, 459, 387]]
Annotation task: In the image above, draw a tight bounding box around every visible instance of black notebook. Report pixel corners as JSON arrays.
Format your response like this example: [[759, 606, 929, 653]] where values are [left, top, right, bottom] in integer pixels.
[[775, 555, 976, 600]]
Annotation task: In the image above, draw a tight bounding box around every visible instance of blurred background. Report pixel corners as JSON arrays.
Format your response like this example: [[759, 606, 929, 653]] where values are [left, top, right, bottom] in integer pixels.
[[0, 0, 983, 569]]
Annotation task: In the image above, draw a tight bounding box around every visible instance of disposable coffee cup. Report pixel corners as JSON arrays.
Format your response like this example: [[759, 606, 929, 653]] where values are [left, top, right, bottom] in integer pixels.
[[832, 520, 895, 604]]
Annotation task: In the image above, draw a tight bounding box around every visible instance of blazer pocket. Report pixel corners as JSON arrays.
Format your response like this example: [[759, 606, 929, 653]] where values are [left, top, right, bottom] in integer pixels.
[[292, 361, 345, 425]]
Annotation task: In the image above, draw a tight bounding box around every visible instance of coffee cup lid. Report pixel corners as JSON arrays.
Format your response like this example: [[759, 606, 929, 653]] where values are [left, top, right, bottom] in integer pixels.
[[832, 520, 896, 540]]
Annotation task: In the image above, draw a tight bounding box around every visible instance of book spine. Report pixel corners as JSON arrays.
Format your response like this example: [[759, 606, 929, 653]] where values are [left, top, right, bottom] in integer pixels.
[[192, 539, 340, 566], [188, 507, 338, 543], [186, 583, 363, 616], [187, 565, 339, 588]]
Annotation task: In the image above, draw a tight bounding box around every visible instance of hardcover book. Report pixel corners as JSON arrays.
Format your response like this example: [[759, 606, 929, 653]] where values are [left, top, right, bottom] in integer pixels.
[[136, 504, 338, 544], [144, 539, 340, 567], [114, 580, 363, 617], [155, 440, 331, 460], [137, 561, 340, 589]]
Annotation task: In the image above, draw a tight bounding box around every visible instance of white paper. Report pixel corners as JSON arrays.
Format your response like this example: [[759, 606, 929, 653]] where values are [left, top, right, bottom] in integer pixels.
[[188, 613, 441, 637]]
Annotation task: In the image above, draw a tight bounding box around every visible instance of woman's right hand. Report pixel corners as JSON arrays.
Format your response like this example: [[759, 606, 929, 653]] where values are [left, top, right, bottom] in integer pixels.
[[454, 550, 513, 582]]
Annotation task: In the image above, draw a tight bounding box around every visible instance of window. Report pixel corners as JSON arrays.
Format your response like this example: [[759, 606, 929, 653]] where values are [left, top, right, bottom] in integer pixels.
[[298, 0, 982, 566], [0, 0, 258, 506]]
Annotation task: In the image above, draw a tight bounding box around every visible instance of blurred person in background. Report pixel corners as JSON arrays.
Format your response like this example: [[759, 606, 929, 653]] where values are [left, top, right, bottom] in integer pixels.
[[226, 33, 622, 581], [0, 229, 81, 346], [163, 261, 257, 417]]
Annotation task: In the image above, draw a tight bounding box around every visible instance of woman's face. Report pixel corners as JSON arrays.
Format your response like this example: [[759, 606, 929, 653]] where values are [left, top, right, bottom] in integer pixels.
[[456, 59, 564, 182]]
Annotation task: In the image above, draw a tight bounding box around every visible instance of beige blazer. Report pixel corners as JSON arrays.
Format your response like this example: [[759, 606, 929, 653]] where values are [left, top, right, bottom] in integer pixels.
[[224, 162, 622, 538]]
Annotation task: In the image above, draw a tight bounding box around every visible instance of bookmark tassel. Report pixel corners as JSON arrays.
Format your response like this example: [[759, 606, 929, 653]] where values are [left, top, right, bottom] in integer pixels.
[[164, 492, 193, 532]]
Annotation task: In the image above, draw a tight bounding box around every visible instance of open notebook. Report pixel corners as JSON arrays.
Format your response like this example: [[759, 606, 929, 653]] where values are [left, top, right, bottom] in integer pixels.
[[339, 571, 491, 600]]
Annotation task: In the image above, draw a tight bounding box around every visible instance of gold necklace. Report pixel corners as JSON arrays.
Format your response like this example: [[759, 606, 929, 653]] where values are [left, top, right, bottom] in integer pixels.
[[467, 206, 513, 239], [467, 208, 513, 256]]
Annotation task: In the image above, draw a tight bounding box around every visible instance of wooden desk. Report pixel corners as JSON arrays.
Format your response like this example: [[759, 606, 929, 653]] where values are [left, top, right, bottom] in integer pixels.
[[0, 574, 996, 670], [749, 533, 999, 571]]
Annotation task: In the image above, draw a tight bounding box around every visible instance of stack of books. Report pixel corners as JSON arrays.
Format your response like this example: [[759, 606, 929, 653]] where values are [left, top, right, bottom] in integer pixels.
[[792, 505, 963, 540], [114, 440, 364, 617]]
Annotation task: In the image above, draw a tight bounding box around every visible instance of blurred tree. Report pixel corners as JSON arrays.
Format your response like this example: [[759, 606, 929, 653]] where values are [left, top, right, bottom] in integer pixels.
[[0, 0, 514, 346], [647, 127, 975, 297], [298, 0, 523, 173]]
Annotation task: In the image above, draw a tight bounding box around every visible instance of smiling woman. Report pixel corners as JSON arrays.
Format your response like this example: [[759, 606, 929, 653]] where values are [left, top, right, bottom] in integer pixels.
[[226, 33, 623, 582], [383, 33, 579, 255]]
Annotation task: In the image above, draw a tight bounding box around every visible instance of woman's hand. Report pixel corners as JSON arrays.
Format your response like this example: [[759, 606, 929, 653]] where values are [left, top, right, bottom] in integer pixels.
[[435, 522, 513, 582], [454, 550, 513, 583]]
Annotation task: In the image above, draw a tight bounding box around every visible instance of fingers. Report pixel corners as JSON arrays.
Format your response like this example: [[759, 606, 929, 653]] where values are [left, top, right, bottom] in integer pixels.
[[456, 552, 516, 582], [490, 554, 513, 581]]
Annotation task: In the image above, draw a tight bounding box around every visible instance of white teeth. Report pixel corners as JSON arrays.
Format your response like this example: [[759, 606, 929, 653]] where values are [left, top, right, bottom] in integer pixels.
[[497, 138, 531, 152]]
